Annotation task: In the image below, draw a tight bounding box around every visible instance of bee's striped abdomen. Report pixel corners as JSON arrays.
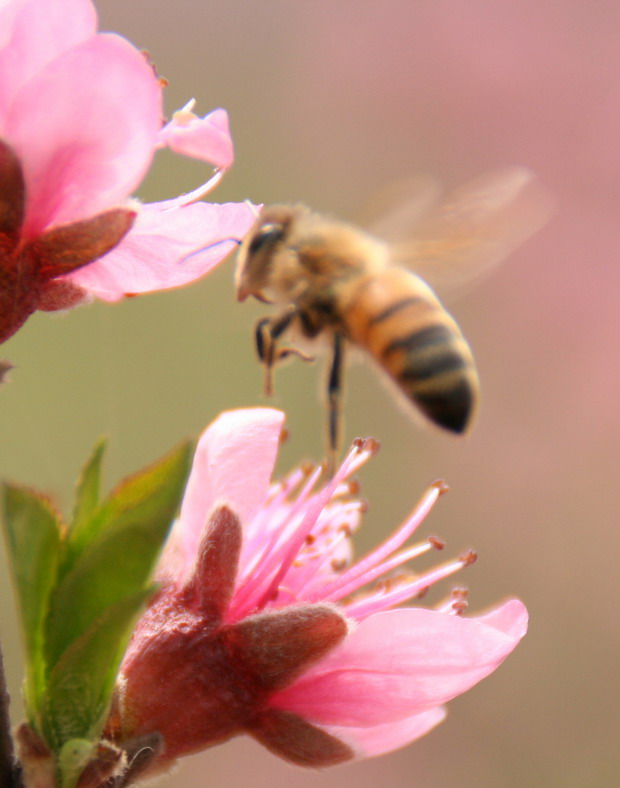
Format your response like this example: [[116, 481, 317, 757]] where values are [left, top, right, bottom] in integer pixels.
[[381, 322, 476, 432], [344, 268, 479, 433]]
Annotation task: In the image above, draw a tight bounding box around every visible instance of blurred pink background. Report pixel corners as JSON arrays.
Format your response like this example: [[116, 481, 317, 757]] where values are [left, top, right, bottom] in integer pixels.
[[1, 1, 619, 786]]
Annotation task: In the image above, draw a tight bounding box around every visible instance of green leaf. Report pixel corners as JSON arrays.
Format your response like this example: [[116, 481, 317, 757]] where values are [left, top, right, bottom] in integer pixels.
[[58, 739, 96, 788], [2, 439, 195, 760], [69, 437, 107, 551], [45, 440, 193, 672], [1, 484, 63, 721], [58, 738, 125, 788], [44, 588, 154, 751]]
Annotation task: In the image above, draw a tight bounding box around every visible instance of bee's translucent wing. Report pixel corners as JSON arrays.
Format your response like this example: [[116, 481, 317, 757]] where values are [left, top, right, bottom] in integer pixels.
[[366, 166, 552, 292], [358, 174, 443, 241]]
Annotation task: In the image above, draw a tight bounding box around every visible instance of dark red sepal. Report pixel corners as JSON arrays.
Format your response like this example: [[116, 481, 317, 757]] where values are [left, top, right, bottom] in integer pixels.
[[184, 505, 242, 621], [0, 139, 25, 238], [32, 208, 136, 277], [251, 708, 354, 766], [227, 604, 348, 692]]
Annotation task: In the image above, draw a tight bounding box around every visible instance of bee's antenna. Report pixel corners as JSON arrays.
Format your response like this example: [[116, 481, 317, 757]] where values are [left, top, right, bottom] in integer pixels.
[[178, 237, 241, 265], [245, 199, 261, 218]]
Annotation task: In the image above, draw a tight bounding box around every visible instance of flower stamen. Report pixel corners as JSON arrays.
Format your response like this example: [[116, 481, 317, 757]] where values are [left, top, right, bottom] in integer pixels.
[[159, 169, 227, 213], [246, 448, 364, 611], [436, 587, 470, 615], [343, 550, 478, 619], [318, 537, 441, 603], [230, 463, 328, 618], [305, 480, 447, 604]]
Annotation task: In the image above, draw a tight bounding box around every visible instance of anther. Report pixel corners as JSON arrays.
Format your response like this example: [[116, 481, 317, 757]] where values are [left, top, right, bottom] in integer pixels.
[[352, 437, 381, 455], [374, 572, 415, 594], [432, 479, 450, 496], [436, 587, 470, 616], [459, 550, 478, 566], [347, 479, 361, 496], [428, 535, 445, 551], [300, 461, 316, 477]]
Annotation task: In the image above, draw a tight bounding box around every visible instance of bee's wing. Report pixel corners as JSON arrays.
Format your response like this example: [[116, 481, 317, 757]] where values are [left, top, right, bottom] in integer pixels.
[[367, 166, 552, 292], [358, 173, 444, 241]]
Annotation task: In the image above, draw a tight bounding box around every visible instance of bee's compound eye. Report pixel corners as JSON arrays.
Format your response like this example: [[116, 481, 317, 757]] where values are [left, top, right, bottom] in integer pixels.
[[248, 223, 285, 255]]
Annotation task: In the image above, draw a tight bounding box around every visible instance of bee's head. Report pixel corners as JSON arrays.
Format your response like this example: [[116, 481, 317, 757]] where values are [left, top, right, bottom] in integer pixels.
[[235, 205, 307, 302]]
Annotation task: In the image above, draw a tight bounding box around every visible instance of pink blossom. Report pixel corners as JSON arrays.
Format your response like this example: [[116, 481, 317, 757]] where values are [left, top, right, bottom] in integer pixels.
[[158, 102, 234, 171], [108, 408, 528, 771], [0, 0, 255, 343]]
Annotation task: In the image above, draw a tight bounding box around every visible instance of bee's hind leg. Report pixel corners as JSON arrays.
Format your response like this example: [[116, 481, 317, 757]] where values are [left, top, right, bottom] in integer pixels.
[[326, 332, 345, 476], [255, 309, 314, 396]]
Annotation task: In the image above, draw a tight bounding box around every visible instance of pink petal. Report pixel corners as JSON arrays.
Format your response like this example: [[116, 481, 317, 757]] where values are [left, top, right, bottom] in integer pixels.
[[67, 201, 256, 301], [176, 408, 285, 572], [159, 107, 234, 170], [0, 0, 97, 118], [472, 597, 529, 639], [5, 33, 162, 234], [327, 706, 447, 759], [272, 601, 527, 727]]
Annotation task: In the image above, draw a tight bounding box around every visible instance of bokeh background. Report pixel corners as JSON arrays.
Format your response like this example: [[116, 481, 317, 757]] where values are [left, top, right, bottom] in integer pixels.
[[2, 1, 619, 786]]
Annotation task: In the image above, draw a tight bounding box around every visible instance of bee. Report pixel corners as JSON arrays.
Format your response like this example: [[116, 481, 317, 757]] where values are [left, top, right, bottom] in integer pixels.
[[235, 167, 550, 464]]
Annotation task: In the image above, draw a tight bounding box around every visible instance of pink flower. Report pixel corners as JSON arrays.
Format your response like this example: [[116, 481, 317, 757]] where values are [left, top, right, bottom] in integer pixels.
[[108, 408, 528, 771], [0, 0, 255, 344]]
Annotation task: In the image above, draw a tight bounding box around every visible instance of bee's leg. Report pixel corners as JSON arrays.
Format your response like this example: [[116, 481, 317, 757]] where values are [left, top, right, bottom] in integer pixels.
[[255, 309, 314, 396], [326, 332, 345, 476], [255, 315, 286, 396]]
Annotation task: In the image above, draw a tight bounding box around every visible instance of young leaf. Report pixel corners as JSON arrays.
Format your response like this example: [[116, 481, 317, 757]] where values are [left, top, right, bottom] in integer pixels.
[[43, 588, 154, 751], [1, 484, 63, 719], [44, 440, 193, 673], [69, 437, 107, 551], [59, 738, 124, 788], [58, 739, 96, 788]]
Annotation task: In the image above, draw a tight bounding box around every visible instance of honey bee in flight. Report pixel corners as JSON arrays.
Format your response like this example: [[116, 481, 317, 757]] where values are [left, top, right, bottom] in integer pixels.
[[235, 167, 549, 465]]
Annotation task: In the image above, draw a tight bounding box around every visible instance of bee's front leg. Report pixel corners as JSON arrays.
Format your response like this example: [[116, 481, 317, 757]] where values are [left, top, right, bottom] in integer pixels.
[[326, 331, 345, 476], [254, 308, 314, 396]]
